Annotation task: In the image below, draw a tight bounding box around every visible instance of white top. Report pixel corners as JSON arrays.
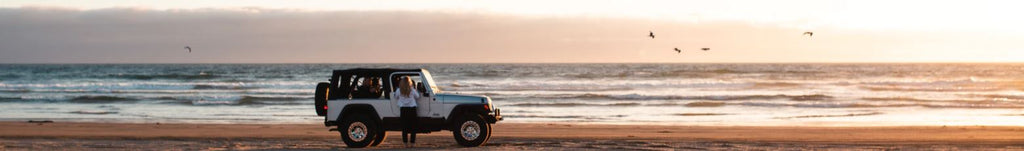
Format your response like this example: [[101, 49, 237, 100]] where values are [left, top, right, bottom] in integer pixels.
[[392, 89, 421, 107]]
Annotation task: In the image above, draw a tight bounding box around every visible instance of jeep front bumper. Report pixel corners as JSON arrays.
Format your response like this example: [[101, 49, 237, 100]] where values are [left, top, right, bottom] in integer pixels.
[[486, 108, 503, 123]]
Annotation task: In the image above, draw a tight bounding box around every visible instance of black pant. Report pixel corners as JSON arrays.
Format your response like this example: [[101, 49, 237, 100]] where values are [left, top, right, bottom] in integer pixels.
[[400, 107, 417, 143]]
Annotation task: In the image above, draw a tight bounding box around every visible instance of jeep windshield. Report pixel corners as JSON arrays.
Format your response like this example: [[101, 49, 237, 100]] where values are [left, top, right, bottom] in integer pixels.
[[422, 70, 440, 93], [419, 69, 440, 92]]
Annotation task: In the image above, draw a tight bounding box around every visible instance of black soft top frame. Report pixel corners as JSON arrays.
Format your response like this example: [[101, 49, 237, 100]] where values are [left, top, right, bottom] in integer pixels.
[[328, 68, 424, 99]]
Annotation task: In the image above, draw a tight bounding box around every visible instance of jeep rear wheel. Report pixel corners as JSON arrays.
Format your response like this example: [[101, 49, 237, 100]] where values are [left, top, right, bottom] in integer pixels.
[[452, 114, 491, 147], [340, 115, 378, 148]]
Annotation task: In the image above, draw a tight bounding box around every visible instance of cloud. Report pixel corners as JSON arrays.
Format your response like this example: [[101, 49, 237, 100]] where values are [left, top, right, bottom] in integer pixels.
[[1, 7, 1021, 63]]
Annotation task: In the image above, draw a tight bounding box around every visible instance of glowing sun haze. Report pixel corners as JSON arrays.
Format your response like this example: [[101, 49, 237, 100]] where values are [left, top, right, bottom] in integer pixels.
[[1, 0, 1022, 63]]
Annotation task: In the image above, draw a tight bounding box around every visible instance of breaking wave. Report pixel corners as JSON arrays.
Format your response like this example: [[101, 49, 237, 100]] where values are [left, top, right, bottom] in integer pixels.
[[186, 96, 311, 106], [69, 96, 138, 103], [107, 73, 219, 80], [0, 96, 24, 102], [507, 102, 641, 107], [192, 84, 260, 90], [684, 101, 726, 107], [775, 112, 883, 119], [672, 113, 730, 116], [503, 115, 587, 119], [69, 110, 119, 115], [530, 93, 833, 101]]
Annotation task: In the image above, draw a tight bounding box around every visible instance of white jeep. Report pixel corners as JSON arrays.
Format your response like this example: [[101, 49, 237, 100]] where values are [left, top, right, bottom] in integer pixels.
[[313, 68, 502, 148]]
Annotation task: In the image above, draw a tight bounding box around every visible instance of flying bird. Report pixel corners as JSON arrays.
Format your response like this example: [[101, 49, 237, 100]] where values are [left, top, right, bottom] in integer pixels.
[[701, 48, 710, 51], [803, 32, 814, 37], [184, 46, 191, 53], [674, 48, 681, 53], [649, 31, 655, 39]]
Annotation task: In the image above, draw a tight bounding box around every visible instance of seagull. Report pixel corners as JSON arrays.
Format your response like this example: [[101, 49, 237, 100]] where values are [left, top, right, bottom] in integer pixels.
[[649, 31, 655, 39], [701, 48, 710, 51], [184, 46, 191, 53], [674, 48, 681, 53], [803, 32, 814, 37]]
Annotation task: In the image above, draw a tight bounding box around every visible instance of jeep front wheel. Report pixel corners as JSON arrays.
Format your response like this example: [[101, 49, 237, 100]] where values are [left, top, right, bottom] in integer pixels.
[[452, 114, 491, 147], [340, 115, 378, 148]]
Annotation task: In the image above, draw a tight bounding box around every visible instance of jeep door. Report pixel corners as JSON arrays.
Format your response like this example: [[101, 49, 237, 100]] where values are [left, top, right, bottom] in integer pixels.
[[421, 71, 445, 118], [389, 72, 431, 116]]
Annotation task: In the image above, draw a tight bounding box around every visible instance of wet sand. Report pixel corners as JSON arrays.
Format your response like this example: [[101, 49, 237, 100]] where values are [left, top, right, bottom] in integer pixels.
[[2, 122, 1024, 150]]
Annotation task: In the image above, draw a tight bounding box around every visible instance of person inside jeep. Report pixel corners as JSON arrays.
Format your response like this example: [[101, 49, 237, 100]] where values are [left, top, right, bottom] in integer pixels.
[[354, 77, 382, 98]]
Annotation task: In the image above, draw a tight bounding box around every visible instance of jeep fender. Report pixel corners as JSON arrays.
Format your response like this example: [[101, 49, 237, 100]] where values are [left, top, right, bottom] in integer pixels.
[[446, 104, 492, 127], [334, 104, 381, 125]]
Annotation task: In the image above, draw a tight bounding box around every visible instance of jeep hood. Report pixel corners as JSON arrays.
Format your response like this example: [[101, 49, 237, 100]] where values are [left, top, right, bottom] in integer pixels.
[[437, 93, 491, 104]]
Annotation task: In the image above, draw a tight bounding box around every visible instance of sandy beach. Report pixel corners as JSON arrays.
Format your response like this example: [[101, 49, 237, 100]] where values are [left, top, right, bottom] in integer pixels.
[[6, 0, 1024, 149], [2, 122, 1024, 150]]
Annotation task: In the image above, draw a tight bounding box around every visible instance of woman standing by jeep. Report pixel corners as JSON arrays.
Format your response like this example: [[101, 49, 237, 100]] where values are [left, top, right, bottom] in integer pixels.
[[393, 76, 421, 147]]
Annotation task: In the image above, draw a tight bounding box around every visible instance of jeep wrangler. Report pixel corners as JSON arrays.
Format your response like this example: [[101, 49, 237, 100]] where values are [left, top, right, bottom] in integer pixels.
[[313, 68, 502, 148]]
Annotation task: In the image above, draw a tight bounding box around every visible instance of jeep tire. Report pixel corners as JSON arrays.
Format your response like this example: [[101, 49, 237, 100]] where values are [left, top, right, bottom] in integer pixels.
[[339, 115, 378, 148], [314, 82, 330, 116], [370, 129, 386, 146], [452, 114, 491, 147]]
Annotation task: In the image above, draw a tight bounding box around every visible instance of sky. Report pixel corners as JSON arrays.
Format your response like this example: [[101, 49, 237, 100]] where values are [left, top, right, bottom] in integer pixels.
[[1, 0, 1022, 63]]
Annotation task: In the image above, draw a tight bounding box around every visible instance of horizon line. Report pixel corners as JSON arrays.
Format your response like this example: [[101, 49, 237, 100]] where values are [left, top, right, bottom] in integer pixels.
[[3, 62, 1024, 65]]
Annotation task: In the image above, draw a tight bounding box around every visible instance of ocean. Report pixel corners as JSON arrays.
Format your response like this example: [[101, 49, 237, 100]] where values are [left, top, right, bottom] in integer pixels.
[[2, 63, 1024, 126]]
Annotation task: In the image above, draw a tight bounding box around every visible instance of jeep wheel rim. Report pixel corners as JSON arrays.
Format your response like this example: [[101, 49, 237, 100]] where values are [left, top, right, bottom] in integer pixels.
[[460, 121, 480, 140], [348, 122, 367, 142]]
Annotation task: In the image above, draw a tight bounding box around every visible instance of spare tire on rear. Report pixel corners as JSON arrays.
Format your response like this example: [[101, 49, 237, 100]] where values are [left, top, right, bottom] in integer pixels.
[[315, 82, 330, 116]]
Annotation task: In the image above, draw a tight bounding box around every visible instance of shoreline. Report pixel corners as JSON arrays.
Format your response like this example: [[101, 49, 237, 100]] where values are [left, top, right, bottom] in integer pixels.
[[2, 122, 1024, 150]]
